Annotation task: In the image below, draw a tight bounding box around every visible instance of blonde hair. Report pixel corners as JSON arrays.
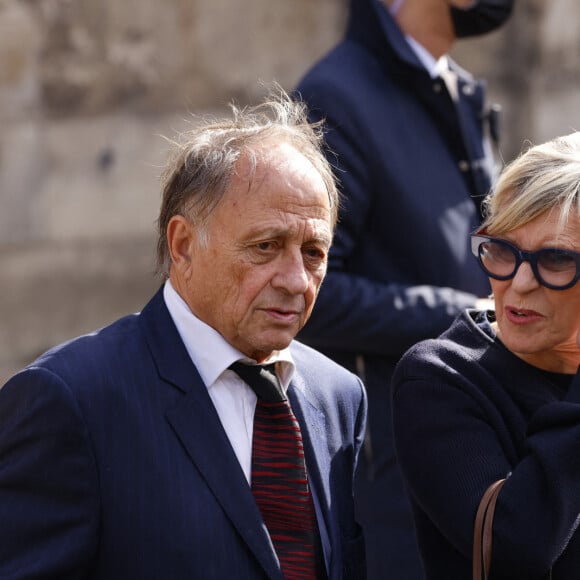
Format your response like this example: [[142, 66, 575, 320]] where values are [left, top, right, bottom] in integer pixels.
[[482, 131, 580, 236], [156, 84, 339, 277]]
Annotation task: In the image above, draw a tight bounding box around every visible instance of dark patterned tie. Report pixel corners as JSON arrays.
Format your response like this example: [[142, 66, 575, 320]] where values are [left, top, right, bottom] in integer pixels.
[[229, 361, 324, 579]]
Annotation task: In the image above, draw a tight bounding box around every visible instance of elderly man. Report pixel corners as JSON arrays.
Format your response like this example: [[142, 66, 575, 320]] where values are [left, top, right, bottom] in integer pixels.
[[0, 90, 367, 579]]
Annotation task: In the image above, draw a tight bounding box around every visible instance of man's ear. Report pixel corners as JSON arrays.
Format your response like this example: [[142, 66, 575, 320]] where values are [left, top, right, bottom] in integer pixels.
[[167, 215, 195, 276]]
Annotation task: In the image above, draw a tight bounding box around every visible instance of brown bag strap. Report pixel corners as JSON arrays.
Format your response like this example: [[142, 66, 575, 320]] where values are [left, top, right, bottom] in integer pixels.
[[473, 479, 506, 580]]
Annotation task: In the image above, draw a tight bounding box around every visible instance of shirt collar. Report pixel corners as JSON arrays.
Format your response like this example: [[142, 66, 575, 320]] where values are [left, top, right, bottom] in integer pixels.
[[163, 280, 295, 391], [405, 34, 449, 79]]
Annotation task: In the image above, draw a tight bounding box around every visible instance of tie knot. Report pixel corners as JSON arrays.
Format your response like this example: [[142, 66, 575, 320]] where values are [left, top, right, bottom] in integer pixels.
[[229, 361, 286, 403]]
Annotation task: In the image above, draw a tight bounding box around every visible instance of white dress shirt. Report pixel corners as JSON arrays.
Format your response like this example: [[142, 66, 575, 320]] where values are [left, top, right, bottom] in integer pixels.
[[406, 35, 459, 100]]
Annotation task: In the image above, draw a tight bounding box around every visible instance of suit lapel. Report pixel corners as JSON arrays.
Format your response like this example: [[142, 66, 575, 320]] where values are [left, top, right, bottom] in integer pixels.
[[288, 376, 338, 576], [165, 392, 282, 579], [140, 289, 282, 579]]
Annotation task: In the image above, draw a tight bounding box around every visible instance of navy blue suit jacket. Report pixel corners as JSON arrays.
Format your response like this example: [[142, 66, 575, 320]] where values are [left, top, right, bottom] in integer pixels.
[[0, 288, 366, 579]]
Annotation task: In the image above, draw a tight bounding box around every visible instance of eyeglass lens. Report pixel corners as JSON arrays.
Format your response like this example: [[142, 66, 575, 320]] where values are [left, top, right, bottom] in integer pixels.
[[479, 239, 579, 289]]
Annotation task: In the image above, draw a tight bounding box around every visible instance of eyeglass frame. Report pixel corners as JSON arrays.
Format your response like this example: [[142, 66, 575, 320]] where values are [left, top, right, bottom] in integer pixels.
[[470, 233, 580, 291]]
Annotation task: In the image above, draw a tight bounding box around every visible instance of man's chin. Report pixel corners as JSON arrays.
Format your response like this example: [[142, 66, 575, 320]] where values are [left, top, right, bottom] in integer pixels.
[[250, 332, 296, 359]]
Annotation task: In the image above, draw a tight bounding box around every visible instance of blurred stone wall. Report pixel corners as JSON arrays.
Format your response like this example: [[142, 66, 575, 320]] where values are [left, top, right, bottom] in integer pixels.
[[1, 0, 580, 383], [454, 0, 580, 162]]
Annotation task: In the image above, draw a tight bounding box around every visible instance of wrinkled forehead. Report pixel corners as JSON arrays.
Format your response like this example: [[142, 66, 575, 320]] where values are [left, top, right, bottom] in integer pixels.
[[229, 137, 337, 226]]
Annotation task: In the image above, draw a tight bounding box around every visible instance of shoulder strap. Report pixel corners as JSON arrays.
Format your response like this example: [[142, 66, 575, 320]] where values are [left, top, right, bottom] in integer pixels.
[[473, 479, 506, 580]]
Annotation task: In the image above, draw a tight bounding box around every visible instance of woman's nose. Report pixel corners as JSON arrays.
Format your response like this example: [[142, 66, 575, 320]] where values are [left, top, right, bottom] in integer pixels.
[[510, 260, 540, 292]]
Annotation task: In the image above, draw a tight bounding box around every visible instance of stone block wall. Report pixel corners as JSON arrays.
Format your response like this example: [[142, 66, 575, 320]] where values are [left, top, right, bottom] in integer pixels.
[[1, 0, 580, 383]]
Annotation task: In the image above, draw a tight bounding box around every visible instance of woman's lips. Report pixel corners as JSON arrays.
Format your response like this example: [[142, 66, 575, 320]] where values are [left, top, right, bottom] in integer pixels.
[[504, 306, 544, 325]]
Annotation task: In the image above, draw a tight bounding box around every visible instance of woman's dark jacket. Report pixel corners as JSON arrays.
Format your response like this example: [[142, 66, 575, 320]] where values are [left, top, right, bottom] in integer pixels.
[[393, 310, 580, 579]]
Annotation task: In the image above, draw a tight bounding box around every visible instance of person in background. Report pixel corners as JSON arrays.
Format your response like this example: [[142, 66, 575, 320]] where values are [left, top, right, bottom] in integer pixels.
[[0, 88, 367, 580], [393, 131, 580, 579], [294, 0, 514, 577]]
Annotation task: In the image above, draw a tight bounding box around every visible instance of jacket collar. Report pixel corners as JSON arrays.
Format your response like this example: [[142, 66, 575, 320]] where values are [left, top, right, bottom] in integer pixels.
[[346, 0, 426, 73], [346, 0, 480, 85]]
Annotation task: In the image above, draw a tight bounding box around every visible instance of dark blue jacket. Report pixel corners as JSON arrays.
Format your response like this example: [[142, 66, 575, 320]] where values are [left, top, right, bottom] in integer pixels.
[[393, 310, 580, 579], [295, 0, 493, 576], [296, 0, 491, 364], [0, 288, 367, 579]]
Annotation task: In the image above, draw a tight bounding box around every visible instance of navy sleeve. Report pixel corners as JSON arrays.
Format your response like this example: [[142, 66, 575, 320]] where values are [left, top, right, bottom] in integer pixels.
[[0, 368, 100, 578], [393, 352, 580, 576]]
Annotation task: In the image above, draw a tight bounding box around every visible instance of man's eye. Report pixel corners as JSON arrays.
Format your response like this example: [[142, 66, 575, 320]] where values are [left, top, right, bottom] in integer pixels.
[[304, 247, 326, 261], [256, 241, 274, 252]]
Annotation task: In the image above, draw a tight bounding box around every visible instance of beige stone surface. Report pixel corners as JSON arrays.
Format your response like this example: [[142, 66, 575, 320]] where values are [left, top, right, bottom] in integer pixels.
[[9, 0, 345, 117], [0, 0, 41, 119], [2, 0, 580, 381], [0, 237, 159, 385]]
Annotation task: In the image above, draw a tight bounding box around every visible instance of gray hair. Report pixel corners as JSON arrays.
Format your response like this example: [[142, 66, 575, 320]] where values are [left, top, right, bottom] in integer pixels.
[[156, 85, 339, 277], [482, 131, 580, 237]]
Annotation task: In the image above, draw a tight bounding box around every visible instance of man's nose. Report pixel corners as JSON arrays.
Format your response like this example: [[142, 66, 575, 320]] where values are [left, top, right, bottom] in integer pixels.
[[272, 250, 309, 294]]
